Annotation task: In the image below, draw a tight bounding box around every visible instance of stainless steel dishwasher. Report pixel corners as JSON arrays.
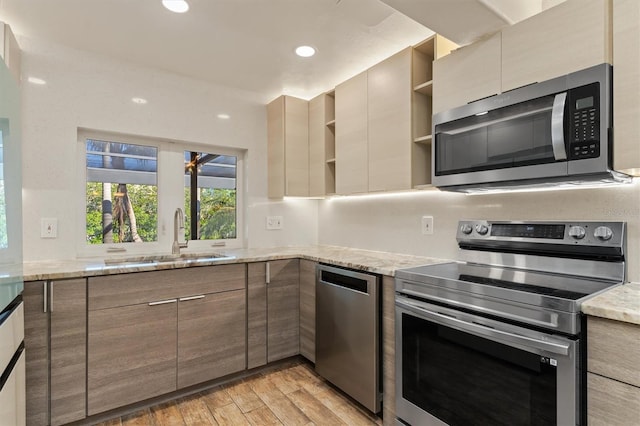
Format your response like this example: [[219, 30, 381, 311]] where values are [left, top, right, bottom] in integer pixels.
[[315, 263, 381, 413]]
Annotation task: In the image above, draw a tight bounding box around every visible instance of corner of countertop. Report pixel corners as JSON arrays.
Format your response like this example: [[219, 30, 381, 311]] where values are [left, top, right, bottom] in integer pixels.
[[582, 282, 640, 326]]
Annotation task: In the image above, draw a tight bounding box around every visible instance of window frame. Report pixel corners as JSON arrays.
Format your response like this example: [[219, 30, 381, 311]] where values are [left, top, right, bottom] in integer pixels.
[[77, 128, 245, 258], [180, 142, 246, 253]]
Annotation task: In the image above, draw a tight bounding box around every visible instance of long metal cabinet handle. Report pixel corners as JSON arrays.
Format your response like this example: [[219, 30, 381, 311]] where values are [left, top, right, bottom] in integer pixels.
[[50, 282, 53, 313], [266, 262, 270, 284], [396, 297, 570, 356], [179, 295, 205, 302], [551, 92, 568, 161], [148, 299, 178, 306], [43, 281, 47, 313]]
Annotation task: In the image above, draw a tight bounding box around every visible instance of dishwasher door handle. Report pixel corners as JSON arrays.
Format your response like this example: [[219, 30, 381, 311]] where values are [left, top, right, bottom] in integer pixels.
[[318, 267, 376, 295]]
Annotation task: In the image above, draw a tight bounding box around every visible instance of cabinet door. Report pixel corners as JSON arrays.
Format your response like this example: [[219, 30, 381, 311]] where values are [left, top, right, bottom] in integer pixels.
[[247, 262, 267, 369], [501, 0, 611, 92], [368, 48, 412, 192], [23, 281, 49, 426], [299, 260, 316, 362], [88, 302, 177, 415], [612, 0, 640, 175], [267, 259, 300, 362], [177, 289, 246, 388], [432, 32, 501, 114], [336, 71, 368, 194], [267, 96, 309, 198], [588, 372, 640, 425], [50, 279, 86, 426]]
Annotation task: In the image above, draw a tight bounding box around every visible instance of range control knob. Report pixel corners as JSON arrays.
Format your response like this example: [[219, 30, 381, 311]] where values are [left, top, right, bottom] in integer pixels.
[[568, 226, 586, 240], [594, 226, 613, 241], [475, 224, 489, 235], [460, 224, 473, 235]]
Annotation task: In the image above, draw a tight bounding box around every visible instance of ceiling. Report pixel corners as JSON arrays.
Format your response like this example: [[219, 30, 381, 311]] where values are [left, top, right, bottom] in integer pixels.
[[0, 0, 437, 102]]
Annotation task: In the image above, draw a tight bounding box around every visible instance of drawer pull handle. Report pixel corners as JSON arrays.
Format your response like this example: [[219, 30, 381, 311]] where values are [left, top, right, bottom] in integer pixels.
[[148, 299, 177, 306], [179, 295, 205, 302]]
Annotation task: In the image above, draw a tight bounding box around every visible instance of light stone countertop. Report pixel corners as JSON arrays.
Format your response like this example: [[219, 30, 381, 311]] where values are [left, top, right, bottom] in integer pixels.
[[581, 282, 640, 325], [22, 245, 449, 281], [22, 245, 640, 325]]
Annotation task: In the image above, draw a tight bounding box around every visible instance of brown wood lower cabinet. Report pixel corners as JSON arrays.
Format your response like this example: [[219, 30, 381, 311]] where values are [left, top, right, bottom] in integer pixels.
[[87, 264, 247, 416], [24, 279, 87, 426], [88, 301, 178, 415], [299, 259, 316, 362], [247, 259, 300, 366], [587, 316, 640, 425], [267, 259, 300, 362], [177, 289, 246, 388]]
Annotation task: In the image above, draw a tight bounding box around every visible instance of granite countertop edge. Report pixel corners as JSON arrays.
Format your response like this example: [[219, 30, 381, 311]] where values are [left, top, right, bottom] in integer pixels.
[[21, 245, 449, 282], [581, 282, 640, 326], [21, 245, 640, 325]]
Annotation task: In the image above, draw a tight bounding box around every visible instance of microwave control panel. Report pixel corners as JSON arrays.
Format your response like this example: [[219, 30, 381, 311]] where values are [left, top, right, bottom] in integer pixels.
[[568, 82, 600, 160]]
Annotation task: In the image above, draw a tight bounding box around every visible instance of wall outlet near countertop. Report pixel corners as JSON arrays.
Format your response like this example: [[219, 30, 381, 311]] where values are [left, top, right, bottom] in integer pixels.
[[421, 216, 434, 235], [41, 218, 58, 238], [266, 216, 283, 230]]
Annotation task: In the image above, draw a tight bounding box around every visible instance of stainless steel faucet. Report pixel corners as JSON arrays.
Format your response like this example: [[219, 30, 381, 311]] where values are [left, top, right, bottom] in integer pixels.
[[172, 208, 188, 255]]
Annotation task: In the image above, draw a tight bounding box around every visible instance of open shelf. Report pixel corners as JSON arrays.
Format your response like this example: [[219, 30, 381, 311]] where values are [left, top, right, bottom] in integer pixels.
[[413, 135, 432, 144], [413, 80, 433, 96]]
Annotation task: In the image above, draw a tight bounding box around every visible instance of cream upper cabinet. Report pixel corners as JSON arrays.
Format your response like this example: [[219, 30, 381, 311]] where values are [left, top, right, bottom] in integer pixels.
[[267, 95, 309, 198], [432, 32, 501, 114], [335, 71, 368, 195], [309, 92, 336, 196], [501, 0, 612, 92], [368, 48, 412, 192], [612, 0, 640, 175]]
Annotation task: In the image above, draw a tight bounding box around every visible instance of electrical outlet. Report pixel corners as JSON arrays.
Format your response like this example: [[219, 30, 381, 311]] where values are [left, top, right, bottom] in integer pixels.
[[41, 218, 58, 238], [266, 216, 283, 230], [421, 216, 434, 235]]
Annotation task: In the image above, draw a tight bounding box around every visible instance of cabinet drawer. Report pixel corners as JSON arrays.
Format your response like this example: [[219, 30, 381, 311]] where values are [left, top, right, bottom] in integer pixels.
[[588, 372, 640, 425], [89, 264, 246, 310], [588, 316, 640, 387]]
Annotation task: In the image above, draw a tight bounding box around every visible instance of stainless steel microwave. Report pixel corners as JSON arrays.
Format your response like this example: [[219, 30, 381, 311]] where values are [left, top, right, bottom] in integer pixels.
[[432, 63, 630, 192]]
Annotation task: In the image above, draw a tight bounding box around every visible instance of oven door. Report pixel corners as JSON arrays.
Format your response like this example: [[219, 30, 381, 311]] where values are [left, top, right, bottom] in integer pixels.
[[395, 296, 581, 426]]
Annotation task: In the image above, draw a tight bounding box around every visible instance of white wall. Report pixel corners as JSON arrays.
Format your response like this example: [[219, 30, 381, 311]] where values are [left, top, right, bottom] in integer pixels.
[[20, 37, 318, 261], [318, 183, 640, 282]]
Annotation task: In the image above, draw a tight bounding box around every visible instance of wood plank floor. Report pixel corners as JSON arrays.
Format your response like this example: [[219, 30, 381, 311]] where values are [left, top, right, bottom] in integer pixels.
[[93, 361, 382, 426]]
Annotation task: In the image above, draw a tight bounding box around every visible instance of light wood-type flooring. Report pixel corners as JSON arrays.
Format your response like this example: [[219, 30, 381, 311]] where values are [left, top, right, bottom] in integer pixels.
[[94, 360, 382, 426]]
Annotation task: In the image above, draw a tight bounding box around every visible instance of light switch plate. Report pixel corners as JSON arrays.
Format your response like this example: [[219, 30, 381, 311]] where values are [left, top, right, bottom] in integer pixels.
[[421, 216, 434, 235], [266, 216, 283, 230], [41, 218, 58, 238]]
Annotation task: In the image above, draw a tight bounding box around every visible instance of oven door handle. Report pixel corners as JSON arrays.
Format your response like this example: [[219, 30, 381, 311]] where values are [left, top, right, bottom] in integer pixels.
[[396, 297, 570, 356]]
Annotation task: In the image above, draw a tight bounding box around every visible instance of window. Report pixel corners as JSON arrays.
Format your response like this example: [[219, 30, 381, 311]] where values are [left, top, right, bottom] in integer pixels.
[[184, 151, 237, 241], [85, 139, 158, 244]]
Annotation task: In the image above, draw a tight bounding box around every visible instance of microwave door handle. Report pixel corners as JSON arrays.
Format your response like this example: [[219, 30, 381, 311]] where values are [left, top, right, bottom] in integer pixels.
[[551, 92, 568, 161]]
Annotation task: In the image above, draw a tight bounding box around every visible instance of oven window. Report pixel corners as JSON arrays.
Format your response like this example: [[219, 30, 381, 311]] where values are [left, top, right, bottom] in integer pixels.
[[401, 313, 557, 425], [434, 94, 556, 176]]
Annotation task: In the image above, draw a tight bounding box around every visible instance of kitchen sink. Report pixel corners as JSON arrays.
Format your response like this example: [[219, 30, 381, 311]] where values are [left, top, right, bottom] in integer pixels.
[[100, 253, 235, 268]]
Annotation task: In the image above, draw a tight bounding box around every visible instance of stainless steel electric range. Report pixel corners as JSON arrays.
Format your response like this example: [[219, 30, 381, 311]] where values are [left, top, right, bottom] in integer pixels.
[[394, 220, 626, 426]]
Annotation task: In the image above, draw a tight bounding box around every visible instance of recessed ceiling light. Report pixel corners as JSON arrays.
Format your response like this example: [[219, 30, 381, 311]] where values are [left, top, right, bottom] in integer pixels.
[[27, 76, 47, 85], [162, 0, 189, 13], [217, 114, 230, 120], [295, 45, 316, 58], [132, 97, 148, 104]]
